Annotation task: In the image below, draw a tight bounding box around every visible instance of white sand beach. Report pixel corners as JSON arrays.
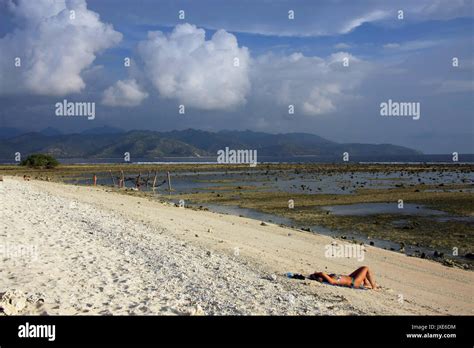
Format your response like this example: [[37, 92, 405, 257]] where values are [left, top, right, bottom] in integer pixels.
[[0, 177, 473, 315]]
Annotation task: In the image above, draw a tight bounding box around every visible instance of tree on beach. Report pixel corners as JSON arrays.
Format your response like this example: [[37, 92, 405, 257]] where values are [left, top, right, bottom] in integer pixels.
[[20, 154, 59, 169]]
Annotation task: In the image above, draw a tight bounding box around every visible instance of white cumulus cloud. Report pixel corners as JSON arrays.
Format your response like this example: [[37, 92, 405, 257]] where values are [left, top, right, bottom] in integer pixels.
[[102, 79, 149, 107], [0, 0, 122, 96], [138, 23, 250, 110], [253, 52, 369, 116]]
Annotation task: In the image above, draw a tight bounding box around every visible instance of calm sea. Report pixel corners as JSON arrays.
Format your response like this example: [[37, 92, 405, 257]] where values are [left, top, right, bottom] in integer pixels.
[[1, 154, 473, 165]]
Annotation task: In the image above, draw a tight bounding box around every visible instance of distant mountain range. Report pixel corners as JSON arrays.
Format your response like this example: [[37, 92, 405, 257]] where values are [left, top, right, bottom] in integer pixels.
[[0, 126, 125, 139], [0, 128, 422, 159]]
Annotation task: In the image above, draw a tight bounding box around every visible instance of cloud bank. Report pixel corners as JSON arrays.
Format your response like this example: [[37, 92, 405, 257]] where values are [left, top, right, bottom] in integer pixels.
[[98, 0, 473, 38], [0, 0, 122, 96], [253, 52, 369, 116], [123, 24, 370, 116]]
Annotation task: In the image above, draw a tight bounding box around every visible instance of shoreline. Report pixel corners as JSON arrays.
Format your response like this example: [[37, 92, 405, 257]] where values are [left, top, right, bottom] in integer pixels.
[[3, 162, 473, 269], [1, 176, 473, 315], [180, 200, 473, 268]]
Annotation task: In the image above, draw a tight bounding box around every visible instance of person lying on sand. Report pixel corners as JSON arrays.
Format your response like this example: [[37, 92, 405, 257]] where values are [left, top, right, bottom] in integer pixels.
[[287, 266, 378, 290]]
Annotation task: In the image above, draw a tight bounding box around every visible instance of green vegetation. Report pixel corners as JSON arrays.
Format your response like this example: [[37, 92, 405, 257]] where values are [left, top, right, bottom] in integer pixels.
[[0, 129, 421, 158], [20, 154, 59, 169]]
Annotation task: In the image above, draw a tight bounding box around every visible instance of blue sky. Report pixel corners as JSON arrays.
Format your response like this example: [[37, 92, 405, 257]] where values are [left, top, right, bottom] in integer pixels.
[[0, 0, 473, 153]]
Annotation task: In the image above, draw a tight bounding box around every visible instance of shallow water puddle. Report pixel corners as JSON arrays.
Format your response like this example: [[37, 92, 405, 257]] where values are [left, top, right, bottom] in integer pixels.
[[322, 203, 447, 216]]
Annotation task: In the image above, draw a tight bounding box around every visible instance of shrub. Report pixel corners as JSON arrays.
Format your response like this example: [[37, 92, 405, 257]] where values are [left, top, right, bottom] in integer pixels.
[[20, 154, 59, 169]]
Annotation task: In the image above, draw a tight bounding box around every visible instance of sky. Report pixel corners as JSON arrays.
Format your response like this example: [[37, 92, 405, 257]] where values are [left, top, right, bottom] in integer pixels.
[[0, 0, 473, 153]]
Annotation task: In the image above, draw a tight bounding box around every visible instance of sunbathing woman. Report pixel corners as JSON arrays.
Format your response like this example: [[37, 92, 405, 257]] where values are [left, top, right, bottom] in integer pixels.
[[309, 266, 378, 289]]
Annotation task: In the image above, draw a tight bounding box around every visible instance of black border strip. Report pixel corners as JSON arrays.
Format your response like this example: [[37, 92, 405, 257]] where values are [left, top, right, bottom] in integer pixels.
[[0, 315, 472, 346]]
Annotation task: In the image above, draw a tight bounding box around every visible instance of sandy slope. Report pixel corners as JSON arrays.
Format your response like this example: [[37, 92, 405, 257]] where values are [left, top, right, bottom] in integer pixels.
[[0, 177, 472, 315]]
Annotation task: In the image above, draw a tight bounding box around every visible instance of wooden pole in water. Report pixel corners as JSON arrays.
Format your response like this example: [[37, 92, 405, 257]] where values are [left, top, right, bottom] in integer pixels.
[[109, 170, 116, 187], [136, 172, 141, 190], [152, 171, 158, 191], [167, 171, 172, 192]]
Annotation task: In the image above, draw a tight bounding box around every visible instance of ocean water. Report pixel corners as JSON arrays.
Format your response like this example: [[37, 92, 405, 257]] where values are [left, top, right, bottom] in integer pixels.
[[1, 154, 474, 164]]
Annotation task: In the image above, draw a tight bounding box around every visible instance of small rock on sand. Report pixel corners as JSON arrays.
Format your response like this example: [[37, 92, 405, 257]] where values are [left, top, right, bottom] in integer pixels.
[[189, 304, 205, 316], [0, 289, 27, 315]]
